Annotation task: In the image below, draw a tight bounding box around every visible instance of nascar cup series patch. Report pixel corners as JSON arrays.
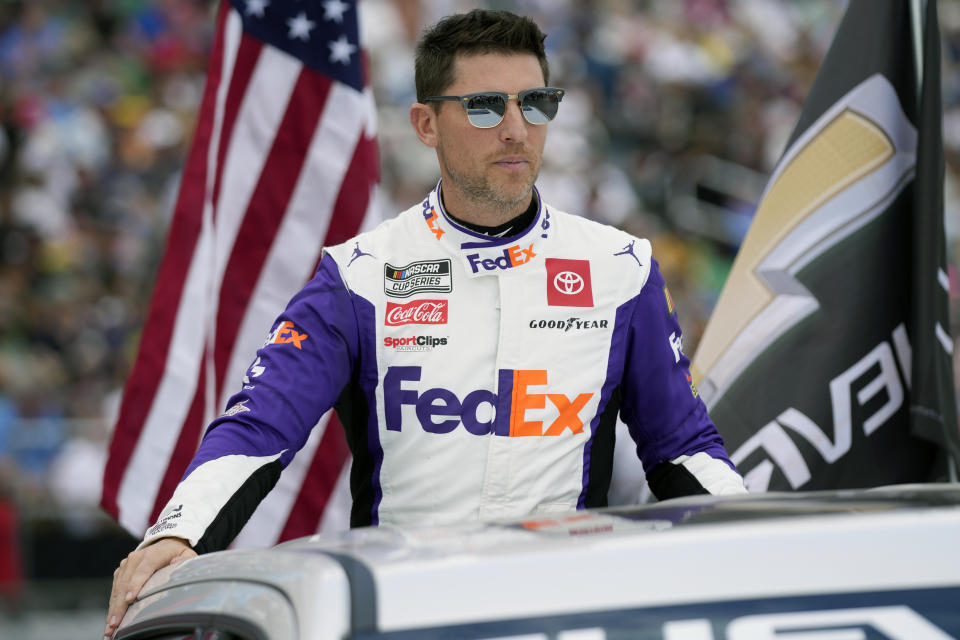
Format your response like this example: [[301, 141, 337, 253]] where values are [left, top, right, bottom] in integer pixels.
[[384, 259, 453, 298]]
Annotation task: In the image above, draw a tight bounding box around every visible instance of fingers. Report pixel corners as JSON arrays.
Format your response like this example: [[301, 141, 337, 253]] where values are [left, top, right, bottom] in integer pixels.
[[103, 558, 128, 639], [104, 554, 136, 638], [104, 538, 194, 638]]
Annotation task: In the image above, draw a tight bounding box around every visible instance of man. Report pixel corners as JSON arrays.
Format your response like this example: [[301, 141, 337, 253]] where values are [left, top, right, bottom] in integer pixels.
[[105, 9, 745, 637]]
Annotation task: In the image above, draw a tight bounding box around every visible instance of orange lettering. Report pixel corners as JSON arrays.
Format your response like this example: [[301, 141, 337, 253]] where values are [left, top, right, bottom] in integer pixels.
[[510, 369, 547, 437], [271, 321, 293, 344], [521, 518, 558, 530], [282, 330, 308, 349], [426, 210, 445, 240], [508, 243, 536, 266], [563, 514, 593, 523], [274, 321, 308, 349], [544, 393, 592, 435]]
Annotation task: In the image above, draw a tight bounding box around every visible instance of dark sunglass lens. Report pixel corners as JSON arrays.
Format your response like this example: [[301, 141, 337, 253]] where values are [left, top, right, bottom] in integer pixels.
[[521, 90, 560, 124], [465, 93, 506, 128]]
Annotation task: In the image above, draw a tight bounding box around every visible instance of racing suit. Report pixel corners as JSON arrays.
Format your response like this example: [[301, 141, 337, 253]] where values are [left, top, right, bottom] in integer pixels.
[[141, 184, 746, 553]]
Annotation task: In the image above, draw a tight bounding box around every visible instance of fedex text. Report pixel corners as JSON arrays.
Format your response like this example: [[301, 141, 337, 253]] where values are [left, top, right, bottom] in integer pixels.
[[384, 366, 593, 436], [467, 243, 536, 273]]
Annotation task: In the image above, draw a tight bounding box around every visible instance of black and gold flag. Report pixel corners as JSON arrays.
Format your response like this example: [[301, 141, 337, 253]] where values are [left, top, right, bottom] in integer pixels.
[[692, 0, 960, 490]]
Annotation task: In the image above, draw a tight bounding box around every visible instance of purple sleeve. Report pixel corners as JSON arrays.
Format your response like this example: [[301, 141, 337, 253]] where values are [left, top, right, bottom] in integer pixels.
[[184, 256, 359, 478], [618, 259, 734, 473]]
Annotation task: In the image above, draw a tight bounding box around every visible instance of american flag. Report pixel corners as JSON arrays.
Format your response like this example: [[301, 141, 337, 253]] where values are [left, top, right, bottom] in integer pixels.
[[101, 0, 378, 547]]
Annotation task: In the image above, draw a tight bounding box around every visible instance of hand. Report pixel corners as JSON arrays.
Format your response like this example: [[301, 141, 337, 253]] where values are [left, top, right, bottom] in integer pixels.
[[104, 537, 196, 638]]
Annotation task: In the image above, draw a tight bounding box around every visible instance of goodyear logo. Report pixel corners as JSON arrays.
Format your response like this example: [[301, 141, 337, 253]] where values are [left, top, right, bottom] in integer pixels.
[[384, 366, 593, 436], [384, 259, 452, 298], [528, 317, 608, 332]]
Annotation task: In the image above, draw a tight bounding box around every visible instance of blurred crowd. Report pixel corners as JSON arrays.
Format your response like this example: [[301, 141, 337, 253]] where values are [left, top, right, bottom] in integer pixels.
[[0, 0, 959, 570], [0, 0, 213, 529]]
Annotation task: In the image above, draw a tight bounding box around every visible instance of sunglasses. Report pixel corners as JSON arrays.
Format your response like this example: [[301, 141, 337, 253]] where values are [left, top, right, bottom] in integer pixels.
[[424, 87, 565, 128]]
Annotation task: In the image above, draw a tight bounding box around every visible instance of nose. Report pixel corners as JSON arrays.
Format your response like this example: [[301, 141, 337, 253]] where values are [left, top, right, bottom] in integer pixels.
[[498, 99, 529, 143]]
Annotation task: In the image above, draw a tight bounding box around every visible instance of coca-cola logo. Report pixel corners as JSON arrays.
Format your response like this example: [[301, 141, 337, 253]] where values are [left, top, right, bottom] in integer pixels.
[[385, 299, 448, 326]]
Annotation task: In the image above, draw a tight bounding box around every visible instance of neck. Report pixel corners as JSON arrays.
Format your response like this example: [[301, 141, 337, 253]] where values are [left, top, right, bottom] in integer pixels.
[[445, 190, 539, 238], [438, 182, 533, 227]]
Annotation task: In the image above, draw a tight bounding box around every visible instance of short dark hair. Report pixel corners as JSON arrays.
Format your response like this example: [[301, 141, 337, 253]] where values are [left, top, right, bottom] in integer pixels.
[[414, 9, 549, 104]]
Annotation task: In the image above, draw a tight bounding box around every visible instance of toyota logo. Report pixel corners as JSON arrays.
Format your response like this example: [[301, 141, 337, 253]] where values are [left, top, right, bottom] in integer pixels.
[[554, 271, 584, 295]]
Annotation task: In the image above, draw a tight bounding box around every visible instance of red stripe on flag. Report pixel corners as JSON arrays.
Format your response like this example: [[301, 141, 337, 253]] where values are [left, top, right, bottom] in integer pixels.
[[281, 132, 379, 541], [277, 413, 349, 541], [210, 31, 262, 212], [212, 69, 333, 398], [311, 132, 380, 275], [149, 358, 208, 524], [101, 3, 230, 520], [145, 69, 333, 525], [325, 133, 379, 247]]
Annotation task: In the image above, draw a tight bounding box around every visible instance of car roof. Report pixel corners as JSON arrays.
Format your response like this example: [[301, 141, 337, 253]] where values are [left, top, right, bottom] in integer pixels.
[[128, 484, 960, 638]]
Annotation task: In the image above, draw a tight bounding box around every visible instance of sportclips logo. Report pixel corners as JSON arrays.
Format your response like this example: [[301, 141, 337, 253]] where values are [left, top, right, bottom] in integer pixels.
[[384, 259, 452, 298], [384, 366, 593, 436], [383, 335, 448, 352], [385, 300, 448, 326]]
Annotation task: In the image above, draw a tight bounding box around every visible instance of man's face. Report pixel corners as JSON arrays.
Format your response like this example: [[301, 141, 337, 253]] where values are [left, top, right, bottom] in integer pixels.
[[430, 52, 548, 214]]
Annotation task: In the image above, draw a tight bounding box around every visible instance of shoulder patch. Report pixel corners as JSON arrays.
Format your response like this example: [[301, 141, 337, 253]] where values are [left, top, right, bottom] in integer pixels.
[[265, 320, 309, 349], [663, 285, 676, 316]]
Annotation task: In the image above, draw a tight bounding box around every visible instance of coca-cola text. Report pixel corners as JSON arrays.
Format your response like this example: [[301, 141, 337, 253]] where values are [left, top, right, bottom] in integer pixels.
[[385, 299, 448, 326]]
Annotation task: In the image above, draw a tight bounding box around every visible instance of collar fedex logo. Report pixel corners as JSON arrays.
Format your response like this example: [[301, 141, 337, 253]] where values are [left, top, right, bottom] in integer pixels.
[[263, 320, 308, 349], [384, 366, 593, 436], [466, 243, 537, 273], [421, 199, 445, 240]]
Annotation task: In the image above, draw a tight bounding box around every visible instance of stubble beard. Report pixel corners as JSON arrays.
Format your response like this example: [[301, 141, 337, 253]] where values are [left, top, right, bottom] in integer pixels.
[[437, 142, 539, 214]]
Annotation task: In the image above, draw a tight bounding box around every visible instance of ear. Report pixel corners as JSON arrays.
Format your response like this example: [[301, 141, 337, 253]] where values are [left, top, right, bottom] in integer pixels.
[[410, 102, 439, 148]]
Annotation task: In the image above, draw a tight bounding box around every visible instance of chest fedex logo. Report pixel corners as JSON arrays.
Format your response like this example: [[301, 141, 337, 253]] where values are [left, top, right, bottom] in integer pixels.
[[384, 366, 593, 436]]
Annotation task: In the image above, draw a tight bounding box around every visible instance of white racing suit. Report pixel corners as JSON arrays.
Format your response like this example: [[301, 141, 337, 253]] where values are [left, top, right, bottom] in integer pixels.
[[142, 184, 746, 552]]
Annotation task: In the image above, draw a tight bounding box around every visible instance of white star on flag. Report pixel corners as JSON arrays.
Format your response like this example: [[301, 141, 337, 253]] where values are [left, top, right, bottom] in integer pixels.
[[286, 11, 316, 41], [244, 0, 268, 17], [322, 0, 349, 24], [328, 34, 357, 64]]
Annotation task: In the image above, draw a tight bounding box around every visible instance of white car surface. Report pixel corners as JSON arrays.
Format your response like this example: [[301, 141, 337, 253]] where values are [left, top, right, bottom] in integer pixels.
[[114, 484, 960, 640]]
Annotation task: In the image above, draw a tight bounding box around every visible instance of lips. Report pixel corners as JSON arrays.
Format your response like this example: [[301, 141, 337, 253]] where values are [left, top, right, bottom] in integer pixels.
[[493, 155, 530, 169]]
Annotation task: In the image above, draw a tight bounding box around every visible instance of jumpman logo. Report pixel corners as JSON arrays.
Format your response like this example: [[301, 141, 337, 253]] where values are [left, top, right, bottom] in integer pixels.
[[347, 241, 375, 267], [614, 240, 642, 267]]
